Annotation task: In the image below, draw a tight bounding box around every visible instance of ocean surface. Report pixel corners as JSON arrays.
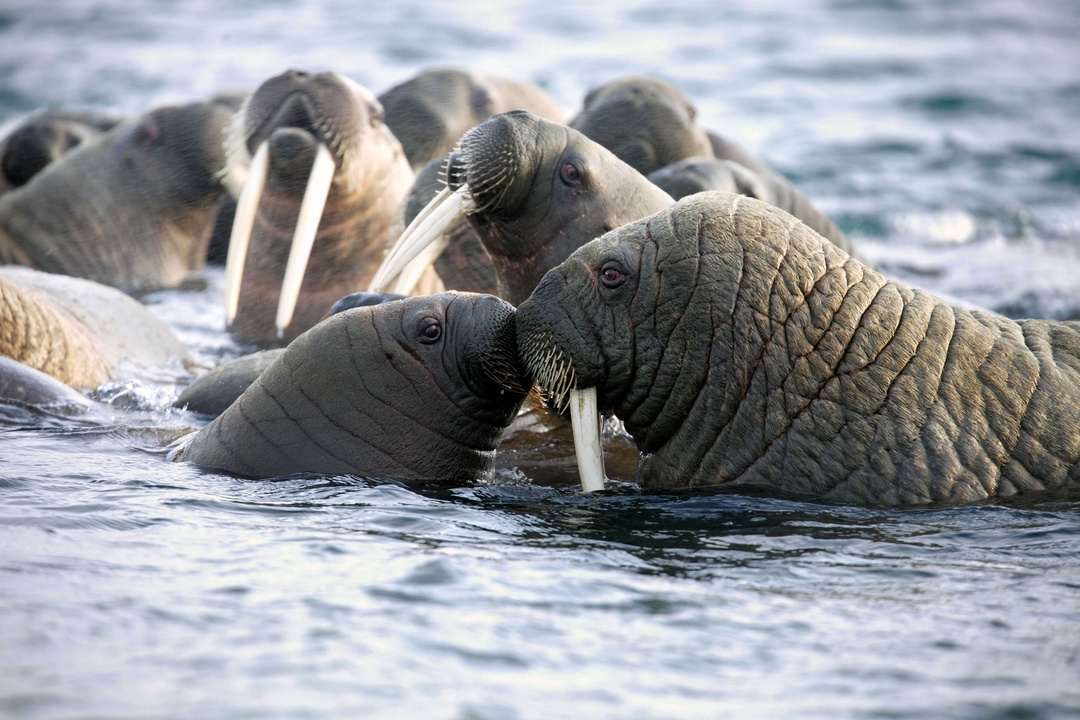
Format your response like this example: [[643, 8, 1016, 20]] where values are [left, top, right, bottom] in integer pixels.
[[2, 0, 1080, 718]]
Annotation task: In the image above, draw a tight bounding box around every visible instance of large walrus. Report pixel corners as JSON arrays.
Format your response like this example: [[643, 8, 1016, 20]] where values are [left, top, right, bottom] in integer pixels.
[[568, 75, 856, 257], [515, 192, 1080, 506], [221, 69, 415, 346], [0, 108, 123, 193], [0, 95, 240, 294], [379, 66, 566, 172], [0, 266, 192, 390], [368, 111, 674, 306], [172, 293, 529, 483]]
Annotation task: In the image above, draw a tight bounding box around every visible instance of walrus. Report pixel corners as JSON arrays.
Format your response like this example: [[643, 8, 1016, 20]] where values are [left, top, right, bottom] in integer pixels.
[[379, 66, 566, 171], [368, 111, 674, 306], [647, 157, 770, 202], [174, 290, 405, 417], [515, 191, 1080, 506], [0, 108, 123, 193], [0, 266, 192, 390], [221, 69, 415, 346], [172, 292, 529, 483], [0, 95, 241, 294], [568, 75, 856, 257]]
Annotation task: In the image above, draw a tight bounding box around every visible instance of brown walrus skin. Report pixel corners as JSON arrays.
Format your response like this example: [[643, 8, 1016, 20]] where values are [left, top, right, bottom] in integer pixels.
[[0, 266, 192, 391], [379, 66, 566, 172], [569, 75, 857, 258], [515, 191, 1080, 507], [173, 292, 529, 483], [0, 95, 240, 294]]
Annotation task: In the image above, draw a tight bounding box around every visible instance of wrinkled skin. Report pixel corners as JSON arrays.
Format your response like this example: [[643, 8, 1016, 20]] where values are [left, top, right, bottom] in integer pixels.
[[222, 70, 414, 346], [516, 192, 1080, 507], [0, 109, 123, 193], [175, 290, 405, 417], [173, 293, 530, 483], [379, 66, 566, 171], [569, 75, 856, 257], [0, 96, 240, 293], [0, 266, 192, 390], [442, 111, 674, 305]]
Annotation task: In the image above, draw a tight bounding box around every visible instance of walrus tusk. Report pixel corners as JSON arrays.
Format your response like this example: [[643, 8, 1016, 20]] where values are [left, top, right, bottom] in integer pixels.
[[275, 142, 336, 338], [569, 387, 607, 492], [368, 185, 475, 293], [224, 141, 269, 326]]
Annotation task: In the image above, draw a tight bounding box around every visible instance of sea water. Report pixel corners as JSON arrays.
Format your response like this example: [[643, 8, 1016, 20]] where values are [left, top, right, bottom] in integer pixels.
[[1, 1, 1079, 718]]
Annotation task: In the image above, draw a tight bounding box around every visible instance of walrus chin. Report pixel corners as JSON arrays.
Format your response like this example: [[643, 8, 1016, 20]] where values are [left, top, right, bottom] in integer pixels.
[[521, 336, 607, 493]]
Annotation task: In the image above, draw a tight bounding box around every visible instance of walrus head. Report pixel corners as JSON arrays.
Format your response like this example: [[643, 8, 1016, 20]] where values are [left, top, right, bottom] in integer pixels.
[[222, 69, 411, 342], [368, 111, 673, 306], [175, 292, 531, 483], [569, 76, 714, 176], [515, 191, 792, 493]]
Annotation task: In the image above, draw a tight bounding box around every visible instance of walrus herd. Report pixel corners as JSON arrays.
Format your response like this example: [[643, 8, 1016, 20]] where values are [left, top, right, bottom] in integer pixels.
[[2, 68, 1077, 507]]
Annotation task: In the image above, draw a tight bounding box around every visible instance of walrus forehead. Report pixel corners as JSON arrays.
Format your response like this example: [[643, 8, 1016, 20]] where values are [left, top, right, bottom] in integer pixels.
[[239, 71, 374, 152]]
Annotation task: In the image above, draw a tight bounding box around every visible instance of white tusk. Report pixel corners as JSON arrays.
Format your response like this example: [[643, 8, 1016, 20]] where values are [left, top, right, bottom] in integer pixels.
[[274, 143, 336, 338], [224, 141, 269, 326], [569, 387, 607, 493], [368, 185, 474, 293]]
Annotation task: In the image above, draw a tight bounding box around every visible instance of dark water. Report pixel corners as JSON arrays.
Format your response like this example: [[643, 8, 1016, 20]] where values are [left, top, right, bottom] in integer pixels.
[[2, 1, 1080, 718]]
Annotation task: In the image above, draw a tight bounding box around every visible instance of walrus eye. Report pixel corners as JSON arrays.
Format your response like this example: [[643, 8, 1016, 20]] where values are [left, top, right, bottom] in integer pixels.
[[600, 261, 627, 289], [560, 160, 582, 187], [418, 317, 442, 344], [368, 102, 384, 127]]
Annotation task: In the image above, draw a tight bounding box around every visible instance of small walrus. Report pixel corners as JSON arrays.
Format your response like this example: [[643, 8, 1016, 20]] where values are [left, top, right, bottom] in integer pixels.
[[569, 75, 856, 257], [0, 95, 240, 294], [172, 293, 530, 483], [0, 108, 123, 193], [221, 69, 415, 346], [368, 111, 674, 306], [515, 192, 1080, 507]]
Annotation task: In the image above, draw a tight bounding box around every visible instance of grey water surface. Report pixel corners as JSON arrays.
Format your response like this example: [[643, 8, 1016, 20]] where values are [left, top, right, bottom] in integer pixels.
[[2, 1, 1080, 718]]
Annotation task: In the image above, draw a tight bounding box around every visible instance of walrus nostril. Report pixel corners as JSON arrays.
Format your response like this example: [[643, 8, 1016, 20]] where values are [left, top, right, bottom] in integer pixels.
[[445, 150, 467, 190]]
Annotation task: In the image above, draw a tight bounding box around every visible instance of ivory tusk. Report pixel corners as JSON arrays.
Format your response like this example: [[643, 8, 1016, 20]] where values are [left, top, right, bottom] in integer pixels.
[[224, 141, 269, 326], [274, 143, 336, 338], [368, 186, 474, 293], [569, 387, 607, 493]]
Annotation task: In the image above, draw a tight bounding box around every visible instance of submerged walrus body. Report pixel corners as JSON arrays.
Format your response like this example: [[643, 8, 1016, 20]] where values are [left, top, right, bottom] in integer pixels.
[[173, 293, 529, 483], [221, 70, 414, 346], [569, 75, 856, 257], [0, 96, 239, 293], [516, 192, 1080, 506]]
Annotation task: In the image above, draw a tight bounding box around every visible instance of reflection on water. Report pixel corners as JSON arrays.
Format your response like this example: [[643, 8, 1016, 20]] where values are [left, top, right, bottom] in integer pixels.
[[2, 0, 1080, 718]]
